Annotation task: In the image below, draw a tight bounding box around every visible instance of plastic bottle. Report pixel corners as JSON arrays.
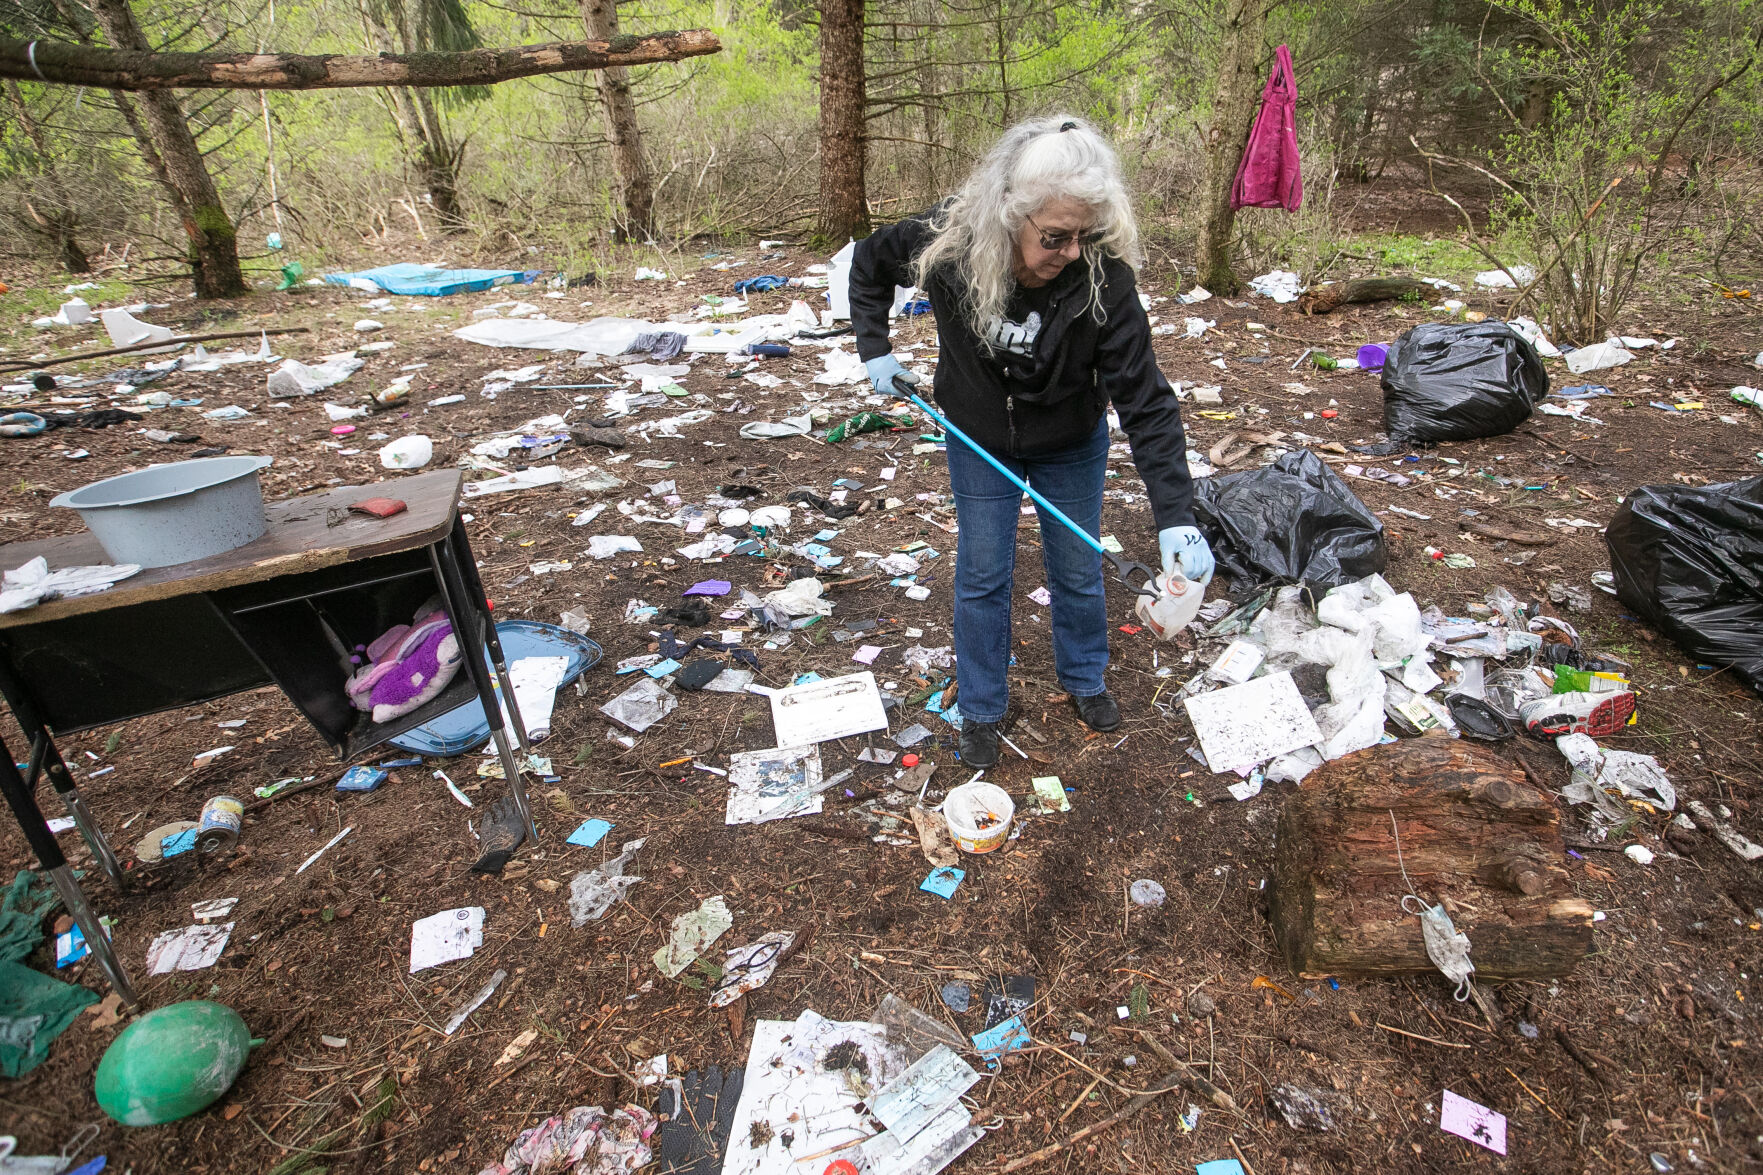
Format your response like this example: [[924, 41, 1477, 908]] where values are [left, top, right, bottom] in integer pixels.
[[1133, 571, 1205, 639]]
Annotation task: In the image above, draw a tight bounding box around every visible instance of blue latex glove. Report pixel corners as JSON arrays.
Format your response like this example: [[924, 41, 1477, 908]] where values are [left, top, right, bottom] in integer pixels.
[[1159, 525, 1215, 585], [865, 354, 910, 395]]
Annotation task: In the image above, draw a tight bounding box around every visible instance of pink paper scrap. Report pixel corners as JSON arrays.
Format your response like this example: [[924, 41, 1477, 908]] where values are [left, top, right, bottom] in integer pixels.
[[853, 645, 882, 665], [1440, 1089, 1506, 1154]]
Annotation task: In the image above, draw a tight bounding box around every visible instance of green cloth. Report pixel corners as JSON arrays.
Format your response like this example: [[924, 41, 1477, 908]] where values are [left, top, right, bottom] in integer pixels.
[[0, 869, 60, 965], [826, 411, 913, 444], [0, 959, 98, 1077]]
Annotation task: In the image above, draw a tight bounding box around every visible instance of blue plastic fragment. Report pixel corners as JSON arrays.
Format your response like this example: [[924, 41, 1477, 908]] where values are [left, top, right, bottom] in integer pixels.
[[567, 819, 614, 847], [336, 766, 387, 792], [971, 1015, 1029, 1065], [920, 866, 965, 899]]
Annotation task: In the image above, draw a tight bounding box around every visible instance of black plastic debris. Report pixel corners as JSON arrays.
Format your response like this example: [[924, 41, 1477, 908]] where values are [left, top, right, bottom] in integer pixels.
[[1191, 449, 1387, 591], [1605, 476, 1763, 695], [674, 659, 726, 692], [1447, 695, 1515, 741], [1381, 321, 1548, 443], [655, 1064, 745, 1175], [981, 974, 1036, 1030]]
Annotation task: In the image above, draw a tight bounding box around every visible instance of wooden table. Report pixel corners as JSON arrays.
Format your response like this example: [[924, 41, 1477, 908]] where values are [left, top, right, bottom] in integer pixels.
[[0, 469, 536, 1007]]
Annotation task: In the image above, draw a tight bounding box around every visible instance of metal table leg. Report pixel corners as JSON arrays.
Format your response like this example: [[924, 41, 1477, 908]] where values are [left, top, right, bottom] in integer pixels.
[[448, 520, 532, 756], [0, 656, 127, 892], [0, 736, 137, 1009], [27, 734, 126, 892], [429, 543, 536, 841]]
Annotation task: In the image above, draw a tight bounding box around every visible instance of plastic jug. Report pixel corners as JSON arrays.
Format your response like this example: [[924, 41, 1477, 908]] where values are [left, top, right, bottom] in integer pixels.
[[1133, 571, 1205, 639]]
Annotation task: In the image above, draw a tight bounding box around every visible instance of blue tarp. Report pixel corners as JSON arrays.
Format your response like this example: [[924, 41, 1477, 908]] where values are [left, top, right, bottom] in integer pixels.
[[323, 263, 538, 296]]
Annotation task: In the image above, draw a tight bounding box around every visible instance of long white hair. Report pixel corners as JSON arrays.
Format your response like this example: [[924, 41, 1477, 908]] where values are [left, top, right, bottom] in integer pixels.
[[913, 114, 1141, 346]]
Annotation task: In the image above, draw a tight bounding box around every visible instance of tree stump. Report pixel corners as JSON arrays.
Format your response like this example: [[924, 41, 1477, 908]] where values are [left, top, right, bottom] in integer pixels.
[[1269, 734, 1594, 981], [1296, 276, 1434, 315]]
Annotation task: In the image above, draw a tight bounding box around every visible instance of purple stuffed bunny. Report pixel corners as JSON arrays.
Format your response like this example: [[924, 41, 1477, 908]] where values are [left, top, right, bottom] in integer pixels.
[[345, 609, 464, 724]]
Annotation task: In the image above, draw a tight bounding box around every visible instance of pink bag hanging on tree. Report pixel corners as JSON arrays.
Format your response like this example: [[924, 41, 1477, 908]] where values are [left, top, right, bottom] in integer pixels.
[[1230, 43, 1303, 212]]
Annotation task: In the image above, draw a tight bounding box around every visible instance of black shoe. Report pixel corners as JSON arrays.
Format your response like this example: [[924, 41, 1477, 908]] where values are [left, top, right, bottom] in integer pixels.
[[959, 721, 1001, 768], [1073, 692, 1121, 732]]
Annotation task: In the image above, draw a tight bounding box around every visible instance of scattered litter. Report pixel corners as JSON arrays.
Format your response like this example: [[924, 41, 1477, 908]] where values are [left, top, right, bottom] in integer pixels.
[[295, 825, 354, 873], [708, 930, 796, 1007], [191, 898, 237, 923], [1566, 339, 1635, 374], [1184, 671, 1324, 775], [1686, 801, 1763, 861], [1249, 270, 1304, 302], [1028, 775, 1070, 814], [653, 896, 733, 978], [1440, 1089, 1506, 1154], [1472, 264, 1536, 288], [477, 1104, 657, 1175], [568, 839, 646, 925], [920, 866, 965, 898], [566, 819, 614, 847], [970, 1015, 1030, 1065], [145, 922, 233, 974], [443, 968, 507, 1035], [587, 535, 644, 560], [600, 678, 677, 732], [726, 745, 825, 824], [1268, 1083, 1348, 1131], [409, 907, 484, 973], [1624, 844, 1656, 865], [1130, 879, 1166, 907], [769, 671, 888, 745]]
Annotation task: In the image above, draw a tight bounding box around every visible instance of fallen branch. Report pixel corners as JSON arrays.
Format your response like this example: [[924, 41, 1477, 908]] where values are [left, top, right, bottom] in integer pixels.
[[1296, 277, 1434, 316], [1375, 1020, 1470, 1049], [999, 1070, 1184, 1172], [0, 326, 311, 373], [1459, 521, 1556, 546], [0, 31, 721, 91]]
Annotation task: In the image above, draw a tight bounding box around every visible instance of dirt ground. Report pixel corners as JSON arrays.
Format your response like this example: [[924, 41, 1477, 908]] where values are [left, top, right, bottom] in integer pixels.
[[2, 201, 1761, 1175]]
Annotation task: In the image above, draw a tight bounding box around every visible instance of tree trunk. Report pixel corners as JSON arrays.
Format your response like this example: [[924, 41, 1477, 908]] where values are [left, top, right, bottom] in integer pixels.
[[4, 79, 90, 272], [409, 86, 467, 230], [1268, 735, 1595, 982], [817, 0, 868, 244], [577, 0, 656, 241], [0, 31, 722, 90], [1193, 0, 1269, 297], [84, 0, 245, 298]]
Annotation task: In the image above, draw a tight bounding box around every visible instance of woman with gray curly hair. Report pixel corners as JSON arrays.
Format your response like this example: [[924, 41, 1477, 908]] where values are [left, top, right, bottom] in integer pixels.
[[850, 115, 1213, 768]]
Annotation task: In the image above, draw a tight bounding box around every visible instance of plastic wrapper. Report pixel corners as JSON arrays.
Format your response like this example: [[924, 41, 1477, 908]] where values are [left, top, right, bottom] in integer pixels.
[[1191, 449, 1386, 590], [1604, 476, 1763, 695], [1380, 321, 1548, 443]]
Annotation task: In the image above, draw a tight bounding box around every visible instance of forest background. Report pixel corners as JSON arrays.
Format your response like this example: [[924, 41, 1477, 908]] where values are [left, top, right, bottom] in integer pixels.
[[3, 0, 1761, 340]]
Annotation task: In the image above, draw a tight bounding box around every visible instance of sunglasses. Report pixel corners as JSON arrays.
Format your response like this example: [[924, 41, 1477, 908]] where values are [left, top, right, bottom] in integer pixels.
[[1025, 214, 1104, 253]]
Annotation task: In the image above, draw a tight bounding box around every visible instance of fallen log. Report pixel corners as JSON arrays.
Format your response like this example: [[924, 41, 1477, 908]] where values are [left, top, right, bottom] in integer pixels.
[[1268, 734, 1594, 981], [0, 31, 720, 91], [1297, 277, 1435, 316], [0, 326, 311, 374]]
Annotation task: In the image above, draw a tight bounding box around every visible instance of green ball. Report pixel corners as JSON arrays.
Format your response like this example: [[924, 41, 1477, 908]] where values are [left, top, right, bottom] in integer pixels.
[[94, 1000, 253, 1126]]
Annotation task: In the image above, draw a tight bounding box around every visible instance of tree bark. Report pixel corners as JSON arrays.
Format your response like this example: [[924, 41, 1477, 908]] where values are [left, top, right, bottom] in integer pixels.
[[4, 78, 90, 272], [0, 31, 721, 91], [817, 0, 868, 244], [1193, 0, 1269, 297], [1268, 735, 1595, 982], [576, 0, 657, 241], [84, 0, 246, 298]]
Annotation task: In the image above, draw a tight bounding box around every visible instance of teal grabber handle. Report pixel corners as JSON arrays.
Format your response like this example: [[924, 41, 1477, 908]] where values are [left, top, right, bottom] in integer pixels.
[[898, 373, 1161, 598]]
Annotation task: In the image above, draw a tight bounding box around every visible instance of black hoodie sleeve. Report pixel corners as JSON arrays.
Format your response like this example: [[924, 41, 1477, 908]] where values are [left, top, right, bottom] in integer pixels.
[[850, 212, 933, 363], [1098, 266, 1197, 530]]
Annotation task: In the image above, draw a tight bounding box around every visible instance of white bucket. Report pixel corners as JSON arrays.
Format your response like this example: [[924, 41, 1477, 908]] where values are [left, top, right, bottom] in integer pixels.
[[943, 781, 1015, 854]]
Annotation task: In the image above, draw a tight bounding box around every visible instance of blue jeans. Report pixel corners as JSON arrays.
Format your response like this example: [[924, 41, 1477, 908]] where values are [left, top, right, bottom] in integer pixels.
[[947, 420, 1110, 724]]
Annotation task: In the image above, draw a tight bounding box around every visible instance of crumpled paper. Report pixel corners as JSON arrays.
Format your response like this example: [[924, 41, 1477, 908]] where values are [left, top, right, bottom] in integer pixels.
[[652, 895, 733, 978], [568, 838, 645, 926]]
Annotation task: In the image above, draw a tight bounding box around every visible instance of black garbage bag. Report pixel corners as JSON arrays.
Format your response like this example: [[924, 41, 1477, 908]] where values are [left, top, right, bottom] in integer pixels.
[[1192, 449, 1386, 590], [1381, 321, 1548, 443], [1605, 476, 1763, 695]]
